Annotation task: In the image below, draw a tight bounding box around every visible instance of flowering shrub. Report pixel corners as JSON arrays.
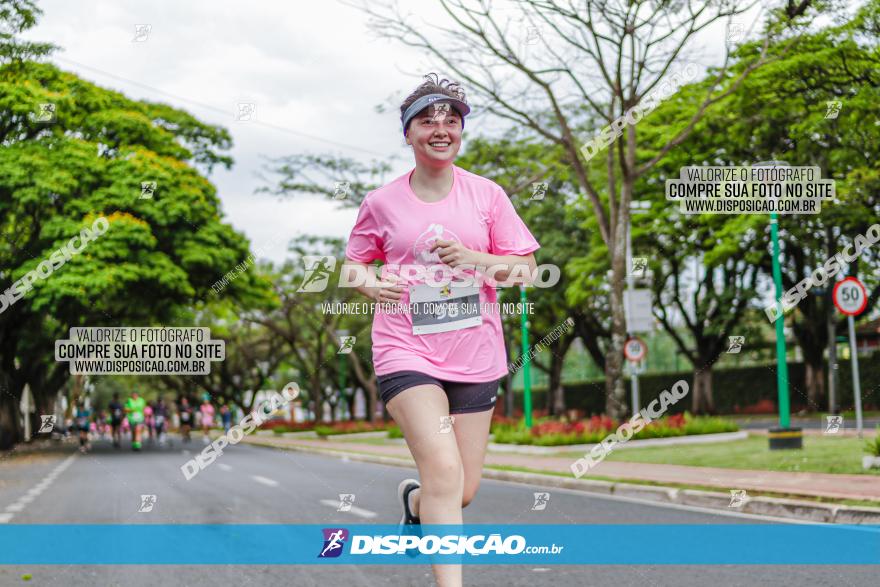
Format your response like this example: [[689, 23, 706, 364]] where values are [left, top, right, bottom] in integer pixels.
[[259, 420, 315, 434], [492, 412, 738, 446]]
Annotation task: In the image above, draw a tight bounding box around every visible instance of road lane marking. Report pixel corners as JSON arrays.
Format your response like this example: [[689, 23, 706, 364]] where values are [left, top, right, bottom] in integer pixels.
[[318, 500, 378, 519], [252, 475, 279, 487], [0, 453, 77, 524]]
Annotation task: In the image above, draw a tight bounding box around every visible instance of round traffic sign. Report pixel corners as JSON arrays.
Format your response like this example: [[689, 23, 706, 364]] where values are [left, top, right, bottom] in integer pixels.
[[833, 277, 868, 316], [624, 337, 647, 362]]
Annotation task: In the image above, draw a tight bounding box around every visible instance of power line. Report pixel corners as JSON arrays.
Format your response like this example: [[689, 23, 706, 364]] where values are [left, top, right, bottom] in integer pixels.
[[52, 56, 388, 158]]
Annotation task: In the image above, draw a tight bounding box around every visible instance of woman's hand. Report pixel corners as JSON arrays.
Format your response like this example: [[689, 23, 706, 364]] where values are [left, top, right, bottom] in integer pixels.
[[369, 273, 404, 303], [430, 239, 481, 268]]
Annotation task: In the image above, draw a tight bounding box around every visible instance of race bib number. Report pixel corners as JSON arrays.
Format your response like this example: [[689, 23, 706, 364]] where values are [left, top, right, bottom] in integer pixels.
[[113, 409, 122, 418], [181, 412, 190, 422], [409, 283, 481, 335], [130, 412, 143, 424]]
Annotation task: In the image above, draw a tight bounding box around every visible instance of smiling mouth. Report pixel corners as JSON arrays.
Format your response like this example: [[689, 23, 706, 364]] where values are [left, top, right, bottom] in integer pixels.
[[428, 142, 450, 149]]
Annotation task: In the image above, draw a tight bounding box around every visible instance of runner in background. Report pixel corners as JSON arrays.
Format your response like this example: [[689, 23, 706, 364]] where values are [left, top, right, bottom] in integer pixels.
[[124, 390, 146, 451], [108, 392, 124, 449], [144, 401, 155, 444], [199, 396, 215, 444], [96, 409, 109, 440], [219, 402, 232, 434], [154, 397, 169, 446], [74, 397, 91, 453], [178, 396, 193, 443]]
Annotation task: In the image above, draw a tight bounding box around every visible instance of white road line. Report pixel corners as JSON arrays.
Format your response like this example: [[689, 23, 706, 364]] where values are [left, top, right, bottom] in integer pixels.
[[318, 499, 378, 519], [0, 453, 78, 523], [252, 475, 279, 487]]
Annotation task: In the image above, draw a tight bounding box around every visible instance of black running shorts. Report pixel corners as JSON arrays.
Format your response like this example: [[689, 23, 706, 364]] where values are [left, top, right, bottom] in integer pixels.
[[377, 370, 502, 414]]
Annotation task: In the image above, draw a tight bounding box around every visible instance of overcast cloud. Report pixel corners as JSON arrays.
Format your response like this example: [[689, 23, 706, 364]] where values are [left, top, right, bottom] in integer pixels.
[[22, 0, 765, 264]]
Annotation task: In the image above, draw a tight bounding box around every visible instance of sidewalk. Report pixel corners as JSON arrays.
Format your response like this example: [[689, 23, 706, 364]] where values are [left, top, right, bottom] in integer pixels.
[[242, 435, 880, 503]]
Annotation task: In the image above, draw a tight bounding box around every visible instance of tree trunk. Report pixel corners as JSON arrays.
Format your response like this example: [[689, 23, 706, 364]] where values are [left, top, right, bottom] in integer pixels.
[[548, 337, 571, 416], [605, 241, 628, 419], [0, 376, 22, 450], [691, 368, 714, 414], [804, 362, 826, 412], [504, 332, 514, 418]]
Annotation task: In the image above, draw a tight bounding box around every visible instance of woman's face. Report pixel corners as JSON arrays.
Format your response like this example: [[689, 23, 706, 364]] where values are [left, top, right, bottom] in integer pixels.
[[405, 103, 462, 167]]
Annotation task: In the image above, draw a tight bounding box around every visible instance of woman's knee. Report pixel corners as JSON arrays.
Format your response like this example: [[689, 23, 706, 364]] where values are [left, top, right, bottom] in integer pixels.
[[421, 455, 464, 494]]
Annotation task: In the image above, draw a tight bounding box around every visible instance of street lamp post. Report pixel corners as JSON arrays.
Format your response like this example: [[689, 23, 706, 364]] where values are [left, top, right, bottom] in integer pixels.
[[755, 160, 802, 450], [520, 284, 532, 428], [336, 329, 349, 419]]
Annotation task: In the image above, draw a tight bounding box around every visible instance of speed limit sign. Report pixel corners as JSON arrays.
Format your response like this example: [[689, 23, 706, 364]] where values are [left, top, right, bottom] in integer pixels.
[[624, 337, 647, 362], [833, 277, 868, 316]]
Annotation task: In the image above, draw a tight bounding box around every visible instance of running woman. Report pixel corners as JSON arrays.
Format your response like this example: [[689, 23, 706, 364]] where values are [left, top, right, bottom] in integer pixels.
[[144, 401, 155, 444], [108, 392, 124, 448], [74, 397, 91, 453], [124, 390, 146, 451], [178, 396, 193, 443], [343, 73, 539, 587], [199, 397, 215, 444]]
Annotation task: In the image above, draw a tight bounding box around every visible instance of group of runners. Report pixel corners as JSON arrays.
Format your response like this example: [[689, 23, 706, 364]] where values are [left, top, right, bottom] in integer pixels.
[[71, 392, 233, 452]]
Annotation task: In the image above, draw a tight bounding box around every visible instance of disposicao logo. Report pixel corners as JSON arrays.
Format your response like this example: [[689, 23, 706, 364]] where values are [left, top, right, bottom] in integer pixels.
[[318, 528, 348, 558]]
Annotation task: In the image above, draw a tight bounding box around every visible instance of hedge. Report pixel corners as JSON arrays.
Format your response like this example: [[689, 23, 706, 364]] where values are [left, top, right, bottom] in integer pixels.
[[509, 354, 880, 415]]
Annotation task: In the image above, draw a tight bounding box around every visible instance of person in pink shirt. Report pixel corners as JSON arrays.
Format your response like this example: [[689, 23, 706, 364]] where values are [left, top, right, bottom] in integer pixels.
[[344, 73, 539, 587], [199, 398, 215, 444]]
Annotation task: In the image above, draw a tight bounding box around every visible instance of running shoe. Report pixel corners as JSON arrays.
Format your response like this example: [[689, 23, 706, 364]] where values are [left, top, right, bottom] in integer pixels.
[[397, 478, 421, 526]]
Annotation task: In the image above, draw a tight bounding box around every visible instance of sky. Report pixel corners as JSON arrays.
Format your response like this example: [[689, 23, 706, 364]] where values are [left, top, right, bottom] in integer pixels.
[[22, 0, 769, 265]]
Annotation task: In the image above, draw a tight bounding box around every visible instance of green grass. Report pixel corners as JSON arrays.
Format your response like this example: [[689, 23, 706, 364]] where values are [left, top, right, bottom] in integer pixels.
[[583, 433, 880, 475]]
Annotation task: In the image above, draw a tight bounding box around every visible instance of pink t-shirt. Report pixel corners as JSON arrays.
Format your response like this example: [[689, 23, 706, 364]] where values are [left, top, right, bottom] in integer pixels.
[[345, 164, 540, 381], [200, 403, 215, 425]]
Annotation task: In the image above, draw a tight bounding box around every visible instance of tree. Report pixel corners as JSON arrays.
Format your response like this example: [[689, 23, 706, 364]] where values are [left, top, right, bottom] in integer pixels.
[[352, 0, 814, 418], [635, 0, 880, 409], [0, 9, 264, 447]]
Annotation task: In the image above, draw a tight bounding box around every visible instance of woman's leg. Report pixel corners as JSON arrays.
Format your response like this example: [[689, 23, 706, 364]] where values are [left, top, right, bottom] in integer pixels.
[[408, 408, 494, 511], [386, 383, 463, 587], [450, 408, 494, 508]]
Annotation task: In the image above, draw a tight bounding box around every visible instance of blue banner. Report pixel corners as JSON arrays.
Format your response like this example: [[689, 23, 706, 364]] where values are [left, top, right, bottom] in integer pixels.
[[1, 524, 878, 565]]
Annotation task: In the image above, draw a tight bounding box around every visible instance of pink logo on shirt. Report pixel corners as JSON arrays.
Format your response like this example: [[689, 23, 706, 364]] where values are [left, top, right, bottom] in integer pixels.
[[412, 223, 461, 264]]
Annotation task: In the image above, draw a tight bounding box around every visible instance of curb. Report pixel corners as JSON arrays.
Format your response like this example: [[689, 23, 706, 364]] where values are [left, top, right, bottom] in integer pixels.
[[485, 430, 749, 455], [243, 436, 880, 525]]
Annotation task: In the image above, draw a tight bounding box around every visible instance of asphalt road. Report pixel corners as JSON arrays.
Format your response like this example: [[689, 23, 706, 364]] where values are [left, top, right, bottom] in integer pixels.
[[0, 435, 875, 587]]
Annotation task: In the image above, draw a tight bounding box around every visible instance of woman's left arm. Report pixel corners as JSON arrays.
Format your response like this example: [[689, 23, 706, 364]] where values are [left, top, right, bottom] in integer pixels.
[[431, 240, 537, 285]]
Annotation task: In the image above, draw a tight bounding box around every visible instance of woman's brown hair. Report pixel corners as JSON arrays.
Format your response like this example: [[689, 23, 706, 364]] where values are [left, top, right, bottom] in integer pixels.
[[399, 73, 468, 129]]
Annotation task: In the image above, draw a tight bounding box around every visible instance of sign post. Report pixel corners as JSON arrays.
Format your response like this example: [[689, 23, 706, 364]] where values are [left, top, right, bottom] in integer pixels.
[[833, 277, 867, 438], [624, 337, 647, 417]]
